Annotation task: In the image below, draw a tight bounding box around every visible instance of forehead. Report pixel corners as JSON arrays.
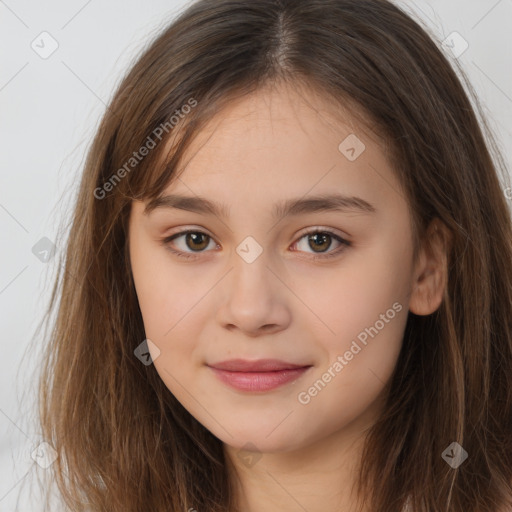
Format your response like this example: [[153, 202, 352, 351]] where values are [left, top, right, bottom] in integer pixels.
[[163, 82, 386, 185], [130, 81, 405, 227], [189, 82, 372, 150]]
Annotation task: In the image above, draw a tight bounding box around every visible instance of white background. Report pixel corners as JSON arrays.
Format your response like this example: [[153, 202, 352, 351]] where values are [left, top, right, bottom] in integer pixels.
[[1, 0, 511, 510]]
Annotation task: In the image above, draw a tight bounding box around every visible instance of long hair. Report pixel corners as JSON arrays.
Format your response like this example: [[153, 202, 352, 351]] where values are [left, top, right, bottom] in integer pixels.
[[27, 0, 512, 510]]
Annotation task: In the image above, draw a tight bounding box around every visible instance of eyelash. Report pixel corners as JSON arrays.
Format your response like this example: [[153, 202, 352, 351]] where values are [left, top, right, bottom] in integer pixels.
[[160, 228, 351, 261]]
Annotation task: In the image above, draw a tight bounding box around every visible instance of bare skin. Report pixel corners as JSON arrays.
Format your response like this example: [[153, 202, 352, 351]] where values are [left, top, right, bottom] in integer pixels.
[[128, 81, 449, 512]]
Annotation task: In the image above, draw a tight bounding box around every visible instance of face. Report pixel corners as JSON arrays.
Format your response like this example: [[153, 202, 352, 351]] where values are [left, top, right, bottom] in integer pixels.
[[128, 82, 417, 454]]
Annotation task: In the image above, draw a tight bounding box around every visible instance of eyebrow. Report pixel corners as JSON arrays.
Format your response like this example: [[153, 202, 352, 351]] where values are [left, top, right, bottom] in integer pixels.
[[143, 192, 377, 219]]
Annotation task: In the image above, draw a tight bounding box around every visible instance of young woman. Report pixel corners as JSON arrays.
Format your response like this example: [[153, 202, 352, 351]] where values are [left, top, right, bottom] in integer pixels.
[[31, 0, 512, 510]]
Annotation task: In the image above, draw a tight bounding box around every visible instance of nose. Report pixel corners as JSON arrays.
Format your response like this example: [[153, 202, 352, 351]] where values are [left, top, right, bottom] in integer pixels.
[[215, 250, 292, 337]]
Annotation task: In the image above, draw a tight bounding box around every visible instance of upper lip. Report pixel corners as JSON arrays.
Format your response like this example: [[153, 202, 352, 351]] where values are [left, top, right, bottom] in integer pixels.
[[208, 359, 311, 372]]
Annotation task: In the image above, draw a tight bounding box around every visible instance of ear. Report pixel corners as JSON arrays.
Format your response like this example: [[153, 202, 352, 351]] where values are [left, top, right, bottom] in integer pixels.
[[409, 217, 452, 316]]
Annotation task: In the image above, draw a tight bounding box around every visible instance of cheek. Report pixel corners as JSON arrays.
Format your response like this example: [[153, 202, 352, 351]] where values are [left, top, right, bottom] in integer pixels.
[[129, 246, 206, 401], [129, 247, 218, 405], [130, 237, 202, 339], [311, 238, 410, 409], [295, 281, 407, 439], [292, 239, 411, 355]]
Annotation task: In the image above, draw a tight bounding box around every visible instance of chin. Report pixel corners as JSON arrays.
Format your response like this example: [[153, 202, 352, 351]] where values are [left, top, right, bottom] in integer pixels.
[[212, 422, 313, 455]]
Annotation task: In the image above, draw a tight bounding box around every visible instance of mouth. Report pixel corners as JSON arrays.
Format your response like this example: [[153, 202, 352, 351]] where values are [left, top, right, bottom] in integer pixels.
[[207, 359, 313, 392]]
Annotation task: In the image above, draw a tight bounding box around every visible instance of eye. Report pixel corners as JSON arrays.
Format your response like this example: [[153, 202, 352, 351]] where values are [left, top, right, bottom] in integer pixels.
[[160, 228, 351, 261], [161, 230, 219, 260], [291, 229, 351, 260]]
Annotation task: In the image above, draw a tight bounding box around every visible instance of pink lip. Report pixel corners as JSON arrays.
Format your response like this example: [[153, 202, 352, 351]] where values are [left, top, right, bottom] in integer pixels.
[[208, 359, 312, 392]]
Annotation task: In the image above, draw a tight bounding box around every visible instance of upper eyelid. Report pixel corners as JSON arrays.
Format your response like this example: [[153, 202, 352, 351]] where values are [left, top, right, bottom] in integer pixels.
[[165, 225, 349, 240]]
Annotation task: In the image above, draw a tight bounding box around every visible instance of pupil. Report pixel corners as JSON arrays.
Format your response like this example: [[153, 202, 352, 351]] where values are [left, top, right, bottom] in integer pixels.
[[186, 232, 209, 251], [309, 233, 331, 252]]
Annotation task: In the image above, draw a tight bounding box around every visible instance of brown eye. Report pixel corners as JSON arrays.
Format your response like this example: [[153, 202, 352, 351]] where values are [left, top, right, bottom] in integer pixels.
[[162, 230, 217, 259], [162, 228, 350, 261], [184, 232, 210, 251], [307, 232, 333, 253], [292, 229, 351, 260]]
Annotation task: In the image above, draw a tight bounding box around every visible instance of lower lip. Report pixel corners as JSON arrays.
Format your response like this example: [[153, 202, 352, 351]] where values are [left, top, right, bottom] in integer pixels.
[[209, 367, 311, 392]]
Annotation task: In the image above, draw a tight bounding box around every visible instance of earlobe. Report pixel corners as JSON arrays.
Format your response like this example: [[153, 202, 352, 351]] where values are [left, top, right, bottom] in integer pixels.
[[409, 218, 451, 316]]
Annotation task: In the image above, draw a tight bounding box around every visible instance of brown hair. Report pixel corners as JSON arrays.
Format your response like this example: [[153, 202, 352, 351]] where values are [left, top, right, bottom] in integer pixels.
[[24, 0, 512, 510]]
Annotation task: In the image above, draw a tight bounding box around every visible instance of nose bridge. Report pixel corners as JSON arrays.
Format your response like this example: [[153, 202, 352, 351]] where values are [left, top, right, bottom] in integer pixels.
[[229, 238, 273, 302], [216, 237, 291, 334]]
